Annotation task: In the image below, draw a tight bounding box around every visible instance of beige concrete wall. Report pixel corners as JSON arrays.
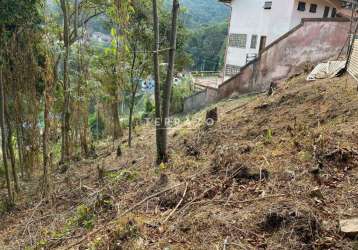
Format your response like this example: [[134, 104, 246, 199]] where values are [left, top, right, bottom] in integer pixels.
[[183, 88, 218, 113]]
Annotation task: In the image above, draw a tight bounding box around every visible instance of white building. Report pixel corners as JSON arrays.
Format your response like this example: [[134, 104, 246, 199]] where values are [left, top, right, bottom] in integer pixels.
[[221, 0, 343, 79]]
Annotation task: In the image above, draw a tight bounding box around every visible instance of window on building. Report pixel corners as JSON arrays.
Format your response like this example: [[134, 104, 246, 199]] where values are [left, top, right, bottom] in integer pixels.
[[323, 6, 330, 17], [225, 64, 241, 76], [331, 8, 337, 17], [263, 1, 272, 9], [297, 2, 306, 11], [309, 4, 317, 13], [229, 33, 247, 48], [250, 35, 258, 49]]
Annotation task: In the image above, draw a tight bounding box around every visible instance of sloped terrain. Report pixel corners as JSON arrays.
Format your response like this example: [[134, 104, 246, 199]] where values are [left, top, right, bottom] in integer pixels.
[[1, 74, 358, 249]]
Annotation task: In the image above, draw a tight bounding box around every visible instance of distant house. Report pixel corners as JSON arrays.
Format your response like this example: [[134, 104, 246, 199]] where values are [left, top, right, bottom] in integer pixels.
[[220, 0, 343, 79]]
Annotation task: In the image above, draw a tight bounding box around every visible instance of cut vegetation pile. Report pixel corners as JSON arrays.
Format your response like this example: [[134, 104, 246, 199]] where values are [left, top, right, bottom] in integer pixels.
[[1, 74, 358, 249]]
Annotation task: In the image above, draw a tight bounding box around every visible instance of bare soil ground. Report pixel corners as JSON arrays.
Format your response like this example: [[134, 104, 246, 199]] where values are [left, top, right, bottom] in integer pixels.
[[1, 74, 358, 249]]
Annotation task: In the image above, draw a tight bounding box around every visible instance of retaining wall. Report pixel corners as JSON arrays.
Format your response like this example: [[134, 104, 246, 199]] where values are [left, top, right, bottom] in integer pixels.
[[218, 18, 350, 99], [183, 87, 218, 113], [184, 18, 350, 112]]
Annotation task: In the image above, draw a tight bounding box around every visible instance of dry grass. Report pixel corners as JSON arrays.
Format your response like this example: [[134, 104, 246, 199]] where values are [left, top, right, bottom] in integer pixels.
[[0, 74, 358, 249]]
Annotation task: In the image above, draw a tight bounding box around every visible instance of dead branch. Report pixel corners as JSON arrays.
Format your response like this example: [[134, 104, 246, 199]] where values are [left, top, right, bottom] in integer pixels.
[[223, 236, 229, 250], [22, 199, 44, 237], [119, 183, 184, 217], [163, 182, 188, 223], [65, 183, 184, 249], [213, 194, 287, 205]]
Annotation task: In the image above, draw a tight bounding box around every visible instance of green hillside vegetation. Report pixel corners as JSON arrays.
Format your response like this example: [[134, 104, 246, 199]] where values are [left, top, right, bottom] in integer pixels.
[[186, 21, 228, 71], [165, 0, 230, 29], [165, 0, 230, 70]]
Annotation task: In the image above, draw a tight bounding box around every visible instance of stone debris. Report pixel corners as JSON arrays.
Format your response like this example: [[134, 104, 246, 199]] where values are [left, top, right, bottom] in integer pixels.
[[340, 218, 358, 236]]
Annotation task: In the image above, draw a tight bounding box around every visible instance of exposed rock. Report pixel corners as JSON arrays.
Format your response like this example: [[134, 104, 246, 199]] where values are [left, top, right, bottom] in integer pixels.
[[340, 218, 358, 236]]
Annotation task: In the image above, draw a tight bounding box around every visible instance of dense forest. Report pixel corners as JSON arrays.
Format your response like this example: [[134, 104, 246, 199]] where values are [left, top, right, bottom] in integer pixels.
[[49, 0, 230, 72], [0, 0, 200, 205], [0, 0, 229, 209], [49, 0, 230, 71]]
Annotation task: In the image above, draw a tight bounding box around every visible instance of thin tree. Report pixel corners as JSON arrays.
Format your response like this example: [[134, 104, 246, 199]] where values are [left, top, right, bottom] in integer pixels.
[[152, 0, 162, 161], [0, 65, 13, 203], [42, 49, 55, 197], [59, 0, 105, 163], [153, 0, 180, 162], [124, 1, 152, 147], [128, 49, 148, 147], [5, 112, 19, 193], [128, 42, 138, 147], [60, 0, 71, 164]]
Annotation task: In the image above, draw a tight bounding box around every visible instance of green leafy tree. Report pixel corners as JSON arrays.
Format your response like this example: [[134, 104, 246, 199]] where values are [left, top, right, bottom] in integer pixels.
[[186, 22, 228, 71]]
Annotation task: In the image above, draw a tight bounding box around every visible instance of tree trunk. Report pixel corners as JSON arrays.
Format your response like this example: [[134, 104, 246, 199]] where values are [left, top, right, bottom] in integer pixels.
[[157, 0, 179, 162], [128, 89, 137, 147], [112, 86, 123, 141], [114, 17, 123, 142], [80, 115, 89, 157], [14, 88, 25, 180], [79, 89, 89, 157], [128, 42, 138, 147], [20, 121, 31, 179], [152, 0, 162, 163], [79, 95, 89, 157], [0, 67, 13, 203], [42, 67, 51, 197], [16, 125, 24, 179], [5, 114, 19, 193], [60, 0, 71, 164]]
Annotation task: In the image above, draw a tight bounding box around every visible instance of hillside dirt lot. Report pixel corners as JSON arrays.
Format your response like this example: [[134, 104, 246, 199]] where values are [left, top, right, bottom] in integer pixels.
[[1, 74, 358, 249]]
